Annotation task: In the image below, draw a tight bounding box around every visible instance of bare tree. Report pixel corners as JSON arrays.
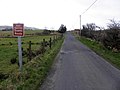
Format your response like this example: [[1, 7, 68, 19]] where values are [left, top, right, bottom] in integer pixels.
[[107, 19, 120, 30], [82, 23, 97, 39]]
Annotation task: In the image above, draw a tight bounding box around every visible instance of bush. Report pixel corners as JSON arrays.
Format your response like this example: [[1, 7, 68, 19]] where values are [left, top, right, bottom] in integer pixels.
[[42, 30, 51, 35], [9, 42, 12, 45], [10, 57, 17, 64], [102, 29, 120, 51], [0, 73, 9, 80]]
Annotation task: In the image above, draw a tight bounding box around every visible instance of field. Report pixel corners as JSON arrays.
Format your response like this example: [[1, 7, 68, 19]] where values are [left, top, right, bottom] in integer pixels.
[[0, 30, 52, 72], [0, 36, 53, 73], [0, 30, 63, 89], [0, 30, 43, 37]]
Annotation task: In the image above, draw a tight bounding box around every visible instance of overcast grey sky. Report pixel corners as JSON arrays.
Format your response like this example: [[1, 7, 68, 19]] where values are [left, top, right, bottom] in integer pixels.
[[0, 0, 120, 30]]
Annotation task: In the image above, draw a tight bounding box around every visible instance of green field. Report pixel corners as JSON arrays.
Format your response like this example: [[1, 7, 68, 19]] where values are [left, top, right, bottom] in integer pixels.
[[0, 30, 64, 89], [0, 36, 54, 73], [0, 30, 43, 37]]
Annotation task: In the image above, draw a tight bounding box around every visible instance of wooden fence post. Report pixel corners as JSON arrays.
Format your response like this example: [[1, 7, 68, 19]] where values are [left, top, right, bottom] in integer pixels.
[[41, 39, 45, 54], [28, 41, 32, 61], [49, 38, 52, 49], [56, 35, 58, 42], [53, 36, 55, 44]]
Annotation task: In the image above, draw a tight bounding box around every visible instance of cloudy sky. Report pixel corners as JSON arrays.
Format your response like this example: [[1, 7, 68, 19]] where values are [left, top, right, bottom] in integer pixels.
[[0, 0, 120, 30]]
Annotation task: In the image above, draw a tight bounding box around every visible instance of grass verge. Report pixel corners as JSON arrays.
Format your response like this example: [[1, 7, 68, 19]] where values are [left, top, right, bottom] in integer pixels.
[[78, 37, 120, 69], [0, 38, 64, 90]]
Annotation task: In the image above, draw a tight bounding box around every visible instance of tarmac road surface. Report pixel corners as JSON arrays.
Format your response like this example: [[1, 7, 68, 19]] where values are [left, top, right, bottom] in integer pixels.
[[40, 32, 120, 90]]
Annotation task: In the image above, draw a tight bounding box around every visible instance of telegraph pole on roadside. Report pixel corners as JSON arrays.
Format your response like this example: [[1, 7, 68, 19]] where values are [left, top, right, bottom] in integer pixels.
[[79, 0, 98, 37], [79, 15, 81, 36]]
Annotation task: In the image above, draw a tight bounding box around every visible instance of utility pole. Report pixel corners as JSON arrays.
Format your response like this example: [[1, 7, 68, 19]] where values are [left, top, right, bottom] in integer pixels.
[[79, 0, 98, 37], [79, 15, 81, 36]]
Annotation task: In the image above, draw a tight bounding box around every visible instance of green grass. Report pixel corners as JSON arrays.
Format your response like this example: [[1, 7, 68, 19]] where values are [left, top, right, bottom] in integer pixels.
[[0, 35, 55, 74], [0, 30, 63, 89], [0, 36, 64, 90], [0, 30, 43, 37], [0, 31, 12, 37], [78, 37, 120, 69], [25, 30, 43, 35], [0, 30, 59, 77]]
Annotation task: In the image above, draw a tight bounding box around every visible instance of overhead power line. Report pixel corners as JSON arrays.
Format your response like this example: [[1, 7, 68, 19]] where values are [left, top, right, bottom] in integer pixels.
[[81, 0, 98, 15], [79, 0, 98, 36]]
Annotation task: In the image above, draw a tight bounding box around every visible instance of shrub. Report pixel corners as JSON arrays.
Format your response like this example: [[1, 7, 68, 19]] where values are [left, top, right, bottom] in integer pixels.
[[0, 73, 9, 80], [10, 57, 17, 64], [102, 29, 120, 51], [9, 42, 12, 45], [42, 30, 51, 35]]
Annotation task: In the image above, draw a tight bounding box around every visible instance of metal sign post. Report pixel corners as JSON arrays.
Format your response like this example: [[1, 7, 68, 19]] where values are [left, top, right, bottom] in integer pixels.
[[18, 36, 22, 71], [13, 23, 24, 71]]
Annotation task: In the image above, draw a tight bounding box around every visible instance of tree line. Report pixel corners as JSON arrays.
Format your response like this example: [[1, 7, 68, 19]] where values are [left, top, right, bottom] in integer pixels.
[[81, 19, 120, 52]]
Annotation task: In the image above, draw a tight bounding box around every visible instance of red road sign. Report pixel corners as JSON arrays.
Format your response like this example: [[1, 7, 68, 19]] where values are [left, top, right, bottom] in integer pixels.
[[13, 23, 24, 36]]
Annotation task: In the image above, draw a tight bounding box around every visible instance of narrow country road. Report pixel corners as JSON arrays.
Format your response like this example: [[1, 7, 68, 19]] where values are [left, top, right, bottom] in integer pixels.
[[40, 32, 120, 90]]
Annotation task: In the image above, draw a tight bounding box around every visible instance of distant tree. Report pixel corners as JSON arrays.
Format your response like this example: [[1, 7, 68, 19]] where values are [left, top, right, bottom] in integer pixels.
[[86, 23, 96, 31], [82, 23, 96, 39], [58, 24, 67, 33], [81, 25, 89, 37], [42, 30, 51, 35]]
